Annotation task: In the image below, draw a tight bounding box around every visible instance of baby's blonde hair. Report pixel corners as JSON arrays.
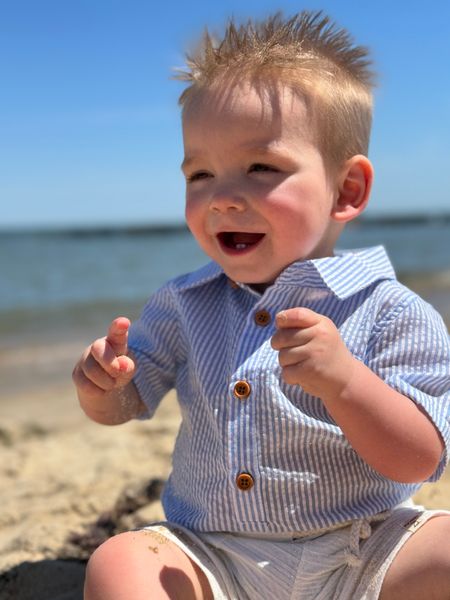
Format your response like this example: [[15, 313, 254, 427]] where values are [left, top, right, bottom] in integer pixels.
[[176, 11, 375, 171]]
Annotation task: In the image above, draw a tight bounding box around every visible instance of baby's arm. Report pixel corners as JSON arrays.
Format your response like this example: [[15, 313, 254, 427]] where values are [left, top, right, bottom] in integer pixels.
[[271, 307, 445, 483], [72, 317, 147, 425]]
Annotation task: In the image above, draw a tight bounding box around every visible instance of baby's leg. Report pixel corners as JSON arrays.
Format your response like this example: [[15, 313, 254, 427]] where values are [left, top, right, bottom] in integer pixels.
[[84, 530, 213, 600], [379, 514, 450, 600]]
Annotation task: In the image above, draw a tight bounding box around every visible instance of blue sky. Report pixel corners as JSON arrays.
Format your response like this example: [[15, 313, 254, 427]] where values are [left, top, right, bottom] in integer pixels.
[[1, 0, 449, 228]]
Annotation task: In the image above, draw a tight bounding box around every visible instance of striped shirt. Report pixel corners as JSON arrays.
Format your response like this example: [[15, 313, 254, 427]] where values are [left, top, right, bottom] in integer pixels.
[[129, 246, 450, 534]]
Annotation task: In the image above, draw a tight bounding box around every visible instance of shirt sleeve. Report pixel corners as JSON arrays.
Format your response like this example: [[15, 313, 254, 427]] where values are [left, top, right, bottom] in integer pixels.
[[128, 282, 185, 419], [366, 295, 450, 482]]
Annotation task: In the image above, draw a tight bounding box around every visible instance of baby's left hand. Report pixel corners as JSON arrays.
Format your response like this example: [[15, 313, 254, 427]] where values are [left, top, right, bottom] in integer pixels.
[[271, 307, 356, 400]]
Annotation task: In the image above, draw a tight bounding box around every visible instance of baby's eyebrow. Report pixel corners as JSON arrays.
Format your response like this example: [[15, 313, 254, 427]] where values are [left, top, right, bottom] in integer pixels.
[[180, 143, 289, 172]]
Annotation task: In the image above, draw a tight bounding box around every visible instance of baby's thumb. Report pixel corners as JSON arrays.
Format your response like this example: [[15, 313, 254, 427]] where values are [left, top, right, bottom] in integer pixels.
[[116, 355, 136, 383]]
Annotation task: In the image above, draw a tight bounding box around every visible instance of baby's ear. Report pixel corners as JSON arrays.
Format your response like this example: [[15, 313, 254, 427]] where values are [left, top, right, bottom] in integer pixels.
[[332, 155, 374, 223]]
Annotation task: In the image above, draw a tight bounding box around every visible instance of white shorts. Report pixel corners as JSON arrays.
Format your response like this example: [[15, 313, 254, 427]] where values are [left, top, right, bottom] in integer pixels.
[[144, 505, 450, 600]]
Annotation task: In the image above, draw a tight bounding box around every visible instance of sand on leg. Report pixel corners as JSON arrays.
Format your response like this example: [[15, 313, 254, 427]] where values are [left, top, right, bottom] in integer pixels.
[[84, 529, 213, 600]]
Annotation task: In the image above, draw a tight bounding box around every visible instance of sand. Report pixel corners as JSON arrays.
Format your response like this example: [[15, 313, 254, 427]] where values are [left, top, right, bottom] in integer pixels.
[[0, 372, 180, 600], [1, 362, 449, 599]]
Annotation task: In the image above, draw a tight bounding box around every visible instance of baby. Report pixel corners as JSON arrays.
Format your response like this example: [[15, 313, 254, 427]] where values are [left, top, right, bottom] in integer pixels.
[[73, 11, 450, 600]]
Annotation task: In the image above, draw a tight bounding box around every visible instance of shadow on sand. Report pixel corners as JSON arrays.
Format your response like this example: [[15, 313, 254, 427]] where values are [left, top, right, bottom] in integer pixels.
[[0, 559, 86, 600]]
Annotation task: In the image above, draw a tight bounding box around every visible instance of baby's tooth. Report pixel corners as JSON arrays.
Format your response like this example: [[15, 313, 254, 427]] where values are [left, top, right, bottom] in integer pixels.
[[236, 243, 248, 250]]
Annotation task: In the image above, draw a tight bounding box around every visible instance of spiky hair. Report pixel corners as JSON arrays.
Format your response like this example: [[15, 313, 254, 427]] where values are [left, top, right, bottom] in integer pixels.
[[177, 12, 374, 89], [177, 11, 376, 169]]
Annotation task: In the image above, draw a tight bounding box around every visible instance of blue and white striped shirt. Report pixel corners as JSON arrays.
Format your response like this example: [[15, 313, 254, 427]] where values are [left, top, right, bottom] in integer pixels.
[[129, 246, 450, 534]]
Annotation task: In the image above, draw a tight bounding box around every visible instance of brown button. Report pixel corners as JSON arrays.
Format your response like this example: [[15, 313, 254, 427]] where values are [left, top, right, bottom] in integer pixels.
[[228, 278, 239, 289], [236, 473, 254, 491], [254, 309, 271, 327], [233, 380, 251, 399]]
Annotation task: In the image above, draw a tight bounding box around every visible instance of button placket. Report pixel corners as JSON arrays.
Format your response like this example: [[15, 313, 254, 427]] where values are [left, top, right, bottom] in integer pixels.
[[230, 379, 254, 497], [228, 298, 270, 508]]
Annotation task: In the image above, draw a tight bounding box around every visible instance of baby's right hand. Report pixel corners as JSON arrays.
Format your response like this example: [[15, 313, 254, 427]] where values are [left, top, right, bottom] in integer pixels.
[[72, 317, 136, 400]]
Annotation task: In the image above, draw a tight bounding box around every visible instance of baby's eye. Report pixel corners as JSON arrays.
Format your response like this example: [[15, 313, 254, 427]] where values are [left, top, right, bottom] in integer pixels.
[[248, 163, 278, 173], [186, 171, 212, 183]]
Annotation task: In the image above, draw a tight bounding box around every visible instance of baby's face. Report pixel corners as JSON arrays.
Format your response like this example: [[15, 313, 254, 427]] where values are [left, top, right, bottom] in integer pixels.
[[182, 81, 341, 289]]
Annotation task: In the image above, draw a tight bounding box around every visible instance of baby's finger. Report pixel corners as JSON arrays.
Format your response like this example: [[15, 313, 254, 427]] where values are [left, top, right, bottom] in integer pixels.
[[275, 307, 321, 330], [81, 352, 119, 391], [72, 363, 109, 399], [106, 317, 131, 357], [90, 338, 122, 375], [271, 327, 313, 351], [116, 354, 136, 376], [280, 364, 303, 386], [278, 346, 308, 368]]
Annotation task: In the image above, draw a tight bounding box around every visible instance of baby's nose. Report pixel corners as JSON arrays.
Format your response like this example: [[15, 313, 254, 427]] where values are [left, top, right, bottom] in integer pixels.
[[209, 187, 247, 213]]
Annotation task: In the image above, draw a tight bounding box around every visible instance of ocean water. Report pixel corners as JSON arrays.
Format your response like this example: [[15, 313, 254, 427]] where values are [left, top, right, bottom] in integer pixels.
[[0, 227, 206, 346], [0, 227, 207, 395], [0, 218, 449, 396]]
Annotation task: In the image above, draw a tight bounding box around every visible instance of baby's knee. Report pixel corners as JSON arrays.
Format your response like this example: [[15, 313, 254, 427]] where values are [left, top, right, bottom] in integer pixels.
[[83, 529, 212, 600], [84, 531, 149, 600], [87, 532, 127, 571]]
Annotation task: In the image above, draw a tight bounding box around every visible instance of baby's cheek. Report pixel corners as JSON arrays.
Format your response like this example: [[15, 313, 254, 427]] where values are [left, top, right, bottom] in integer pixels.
[[184, 199, 197, 227], [184, 202, 205, 240]]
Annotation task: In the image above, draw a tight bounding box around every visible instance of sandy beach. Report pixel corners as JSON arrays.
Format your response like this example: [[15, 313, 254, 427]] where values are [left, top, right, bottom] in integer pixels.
[[0, 343, 181, 600], [1, 297, 450, 598]]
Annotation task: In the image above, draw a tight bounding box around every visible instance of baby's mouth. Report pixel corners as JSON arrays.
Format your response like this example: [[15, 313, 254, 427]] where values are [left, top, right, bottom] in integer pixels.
[[217, 232, 265, 251]]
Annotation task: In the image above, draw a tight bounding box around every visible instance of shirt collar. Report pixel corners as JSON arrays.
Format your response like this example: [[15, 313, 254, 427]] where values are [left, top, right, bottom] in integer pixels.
[[176, 246, 396, 299], [174, 260, 223, 290], [275, 245, 396, 299]]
